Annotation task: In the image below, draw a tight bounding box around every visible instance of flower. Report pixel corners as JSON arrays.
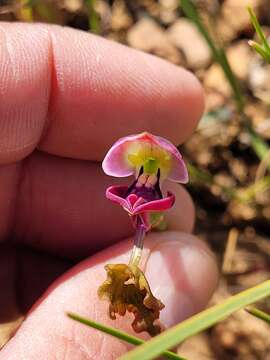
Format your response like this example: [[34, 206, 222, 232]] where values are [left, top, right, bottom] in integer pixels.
[[98, 132, 188, 336], [102, 132, 188, 231]]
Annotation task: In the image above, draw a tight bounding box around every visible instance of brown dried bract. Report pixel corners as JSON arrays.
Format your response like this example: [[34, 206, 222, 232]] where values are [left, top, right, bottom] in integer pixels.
[[98, 263, 165, 336]]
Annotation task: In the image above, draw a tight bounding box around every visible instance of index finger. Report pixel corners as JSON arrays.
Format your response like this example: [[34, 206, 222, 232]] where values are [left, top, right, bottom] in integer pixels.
[[0, 23, 204, 164]]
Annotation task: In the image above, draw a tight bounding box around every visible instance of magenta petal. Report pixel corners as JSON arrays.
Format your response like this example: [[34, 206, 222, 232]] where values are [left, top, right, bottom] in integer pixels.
[[105, 185, 129, 207], [106, 186, 144, 214], [126, 194, 140, 208], [132, 196, 146, 209], [133, 192, 175, 215], [106, 186, 175, 216]]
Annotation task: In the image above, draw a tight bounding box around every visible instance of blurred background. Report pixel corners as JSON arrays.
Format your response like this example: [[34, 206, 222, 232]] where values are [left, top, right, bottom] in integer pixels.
[[1, 0, 270, 359]]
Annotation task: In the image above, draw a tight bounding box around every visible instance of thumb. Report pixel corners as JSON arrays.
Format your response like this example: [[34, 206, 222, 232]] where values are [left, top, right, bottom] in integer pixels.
[[0, 231, 218, 360]]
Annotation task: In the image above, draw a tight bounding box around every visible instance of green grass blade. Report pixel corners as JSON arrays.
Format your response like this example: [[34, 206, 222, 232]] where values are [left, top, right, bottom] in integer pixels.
[[246, 307, 270, 324], [245, 123, 270, 171], [67, 312, 186, 360], [180, 0, 219, 58], [180, 0, 245, 112], [248, 40, 270, 62], [248, 7, 270, 56], [84, 0, 99, 33], [187, 163, 213, 184], [120, 279, 270, 360]]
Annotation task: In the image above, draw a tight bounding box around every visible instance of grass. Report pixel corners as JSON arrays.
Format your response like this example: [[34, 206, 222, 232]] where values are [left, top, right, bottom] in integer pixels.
[[180, 0, 270, 164], [67, 280, 270, 360], [84, 0, 100, 33], [67, 313, 186, 360], [120, 279, 270, 360], [248, 7, 270, 64], [246, 307, 270, 325]]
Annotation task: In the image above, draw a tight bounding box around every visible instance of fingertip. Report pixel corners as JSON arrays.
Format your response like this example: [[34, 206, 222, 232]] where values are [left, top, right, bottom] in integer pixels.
[[164, 182, 195, 233], [0, 22, 52, 164], [169, 67, 205, 145], [40, 25, 204, 159], [145, 231, 218, 327]]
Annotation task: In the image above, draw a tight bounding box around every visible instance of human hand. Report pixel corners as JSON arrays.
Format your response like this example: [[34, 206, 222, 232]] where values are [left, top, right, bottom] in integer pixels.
[[0, 23, 218, 359]]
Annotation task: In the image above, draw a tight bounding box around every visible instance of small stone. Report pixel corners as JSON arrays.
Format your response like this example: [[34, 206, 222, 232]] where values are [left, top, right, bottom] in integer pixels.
[[229, 159, 247, 182], [248, 61, 270, 103], [127, 18, 183, 65], [245, 102, 270, 139], [204, 89, 226, 112], [63, 0, 82, 12], [159, 0, 179, 25], [220, 0, 261, 36], [178, 333, 215, 360], [227, 41, 253, 81], [167, 18, 211, 69], [111, 0, 133, 31], [204, 63, 231, 97], [228, 201, 257, 221]]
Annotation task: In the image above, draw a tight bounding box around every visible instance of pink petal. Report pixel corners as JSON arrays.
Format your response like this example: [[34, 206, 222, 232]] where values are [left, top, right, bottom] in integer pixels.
[[102, 132, 188, 183], [154, 135, 189, 183], [102, 134, 141, 177]]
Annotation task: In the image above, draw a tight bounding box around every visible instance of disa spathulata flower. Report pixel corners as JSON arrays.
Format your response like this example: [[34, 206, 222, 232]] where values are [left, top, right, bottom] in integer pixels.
[[98, 132, 188, 336]]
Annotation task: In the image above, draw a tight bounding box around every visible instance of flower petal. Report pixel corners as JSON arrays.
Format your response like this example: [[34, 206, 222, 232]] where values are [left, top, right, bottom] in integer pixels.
[[154, 135, 189, 183], [102, 132, 188, 183], [133, 192, 175, 214], [106, 186, 175, 216], [102, 134, 142, 177], [105, 185, 129, 207]]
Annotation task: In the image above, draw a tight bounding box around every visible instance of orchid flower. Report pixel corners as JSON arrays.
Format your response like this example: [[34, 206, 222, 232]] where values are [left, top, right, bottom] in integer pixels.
[[98, 132, 188, 336]]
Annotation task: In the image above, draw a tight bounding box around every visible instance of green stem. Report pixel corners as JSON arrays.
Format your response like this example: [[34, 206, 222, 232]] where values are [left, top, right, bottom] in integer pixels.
[[67, 313, 186, 360], [246, 307, 270, 325], [246, 123, 270, 159], [248, 7, 270, 58], [84, 0, 99, 33], [181, 0, 244, 112]]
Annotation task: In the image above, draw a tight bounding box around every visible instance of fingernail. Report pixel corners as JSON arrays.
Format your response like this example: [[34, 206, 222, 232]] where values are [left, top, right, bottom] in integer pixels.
[[145, 233, 218, 328]]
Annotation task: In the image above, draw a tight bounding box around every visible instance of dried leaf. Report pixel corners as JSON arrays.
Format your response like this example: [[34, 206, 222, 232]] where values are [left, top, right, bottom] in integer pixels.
[[98, 263, 164, 336]]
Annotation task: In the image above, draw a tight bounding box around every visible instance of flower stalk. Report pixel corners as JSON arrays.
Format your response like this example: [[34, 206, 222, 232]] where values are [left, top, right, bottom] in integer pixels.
[[129, 219, 146, 267]]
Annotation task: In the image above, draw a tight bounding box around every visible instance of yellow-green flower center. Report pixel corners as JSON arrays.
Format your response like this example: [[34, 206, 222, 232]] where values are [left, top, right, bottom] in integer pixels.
[[126, 141, 171, 178]]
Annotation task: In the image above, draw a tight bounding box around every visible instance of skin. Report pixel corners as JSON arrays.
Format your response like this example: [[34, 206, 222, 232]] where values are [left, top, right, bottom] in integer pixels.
[[0, 23, 218, 359]]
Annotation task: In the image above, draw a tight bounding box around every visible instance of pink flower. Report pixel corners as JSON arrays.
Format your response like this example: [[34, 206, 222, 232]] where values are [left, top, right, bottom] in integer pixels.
[[102, 132, 188, 231], [99, 132, 189, 335]]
